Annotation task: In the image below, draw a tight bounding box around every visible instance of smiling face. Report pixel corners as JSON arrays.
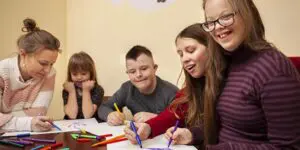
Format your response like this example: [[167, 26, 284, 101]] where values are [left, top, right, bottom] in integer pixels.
[[126, 54, 157, 94], [205, 0, 246, 51], [176, 37, 208, 78], [22, 49, 58, 79]]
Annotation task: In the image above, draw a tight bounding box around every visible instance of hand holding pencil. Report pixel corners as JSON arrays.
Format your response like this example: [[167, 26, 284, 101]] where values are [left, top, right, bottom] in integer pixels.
[[31, 116, 52, 132], [164, 127, 193, 145], [107, 103, 125, 126], [124, 122, 151, 144]]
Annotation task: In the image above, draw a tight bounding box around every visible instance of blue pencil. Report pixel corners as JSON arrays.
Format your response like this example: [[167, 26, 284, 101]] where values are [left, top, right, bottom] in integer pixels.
[[130, 121, 142, 148], [167, 120, 180, 148], [49, 121, 62, 131], [16, 133, 30, 138], [31, 144, 45, 150]]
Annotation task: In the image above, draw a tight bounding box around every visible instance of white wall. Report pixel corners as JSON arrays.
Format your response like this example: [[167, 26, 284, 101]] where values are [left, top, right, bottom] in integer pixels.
[[254, 0, 300, 55], [66, 0, 203, 96]]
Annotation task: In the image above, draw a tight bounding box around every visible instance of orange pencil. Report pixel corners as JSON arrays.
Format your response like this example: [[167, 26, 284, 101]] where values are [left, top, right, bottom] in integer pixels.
[[40, 142, 63, 150], [91, 134, 125, 147], [92, 137, 127, 146]]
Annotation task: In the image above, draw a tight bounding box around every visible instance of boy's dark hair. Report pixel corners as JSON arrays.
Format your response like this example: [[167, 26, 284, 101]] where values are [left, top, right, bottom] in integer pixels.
[[125, 45, 153, 60]]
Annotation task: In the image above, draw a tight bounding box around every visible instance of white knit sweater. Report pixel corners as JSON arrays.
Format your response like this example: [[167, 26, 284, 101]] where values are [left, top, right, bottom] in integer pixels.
[[0, 56, 55, 131]]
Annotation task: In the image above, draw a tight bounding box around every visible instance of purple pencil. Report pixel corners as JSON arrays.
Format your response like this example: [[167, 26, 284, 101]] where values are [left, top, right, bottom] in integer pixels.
[[4, 139, 34, 145], [22, 137, 56, 143]]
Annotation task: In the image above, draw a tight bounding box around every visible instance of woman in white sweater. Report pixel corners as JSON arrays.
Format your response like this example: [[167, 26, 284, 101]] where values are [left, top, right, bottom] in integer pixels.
[[0, 18, 60, 132]]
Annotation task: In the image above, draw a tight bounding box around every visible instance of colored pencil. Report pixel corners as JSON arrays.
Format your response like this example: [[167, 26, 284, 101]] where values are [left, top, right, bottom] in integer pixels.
[[31, 145, 45, 150], [22, 137, 56, 143], [91, 134, 125, 147], [49, 121, 62, 131], [114, 102, 121, 113], [16, 133, 30, 138], [167, 120, 179, 148], [0, 140, 24, 148], [92, 137, 127, 146], [130, 121, 142, 148]]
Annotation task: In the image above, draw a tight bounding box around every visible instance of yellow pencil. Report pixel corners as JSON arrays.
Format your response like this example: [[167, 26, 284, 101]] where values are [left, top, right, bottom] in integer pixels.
[[114, 103, 121, 113], [80, 128, 86, 134], [114, 102, 126, 125]]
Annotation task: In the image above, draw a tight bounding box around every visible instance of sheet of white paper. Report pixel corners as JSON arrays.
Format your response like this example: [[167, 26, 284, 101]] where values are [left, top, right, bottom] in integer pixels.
[[54, 118, 98, 131], [84, 122, 196, 150], [1, 118, 99, 137], [107, 134, 197, 150], [84, 122, 125, 137]]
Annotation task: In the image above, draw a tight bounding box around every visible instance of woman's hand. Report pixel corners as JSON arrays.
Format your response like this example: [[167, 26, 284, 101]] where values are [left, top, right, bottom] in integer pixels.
[[31, 116, 52, 132], [164, 127, 193, 145]]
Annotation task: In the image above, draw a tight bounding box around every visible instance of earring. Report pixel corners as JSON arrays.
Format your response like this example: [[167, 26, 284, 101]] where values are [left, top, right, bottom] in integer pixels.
[[21, 61, 27, 73]]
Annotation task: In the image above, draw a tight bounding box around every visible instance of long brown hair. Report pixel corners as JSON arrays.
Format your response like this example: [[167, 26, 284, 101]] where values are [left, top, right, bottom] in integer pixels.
[[67, 51, 98, 84], [202, 0, 273, 51], [170, 23, 226, 146], [201, 0, 275, 145]]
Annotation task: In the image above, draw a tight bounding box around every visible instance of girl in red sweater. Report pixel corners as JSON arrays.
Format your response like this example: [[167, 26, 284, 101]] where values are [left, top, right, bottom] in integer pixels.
[[124, 23, 227, 148]]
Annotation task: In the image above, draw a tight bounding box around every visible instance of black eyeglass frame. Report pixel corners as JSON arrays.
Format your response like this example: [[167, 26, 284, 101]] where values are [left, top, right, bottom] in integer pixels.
[[201, 12, 236, 32]]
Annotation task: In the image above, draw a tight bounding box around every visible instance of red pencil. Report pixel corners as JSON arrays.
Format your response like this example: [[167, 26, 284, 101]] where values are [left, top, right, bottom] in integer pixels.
[[99, 134, 113, 137], [40, 142, 63, 150], [77, 138, 92, 143]]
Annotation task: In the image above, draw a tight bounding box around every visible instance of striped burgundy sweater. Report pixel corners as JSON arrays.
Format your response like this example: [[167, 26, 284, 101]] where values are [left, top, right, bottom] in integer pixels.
[[206, 46, 300, 150], [147, 46, 300, 149]]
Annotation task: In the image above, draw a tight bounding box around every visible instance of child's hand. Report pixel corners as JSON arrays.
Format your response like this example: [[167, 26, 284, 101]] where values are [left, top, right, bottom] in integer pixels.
[[124, 122, 151, 144], [82, 80, 95, 91], [107, 111, 125, 126], [63, 81, 75, 93], [133, 112, 157, 123]]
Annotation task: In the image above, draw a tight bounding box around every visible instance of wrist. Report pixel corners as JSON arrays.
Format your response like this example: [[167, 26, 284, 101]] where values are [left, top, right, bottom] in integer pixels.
[[82, 88, 90, 91], [68, 89, 76, 93], [185, 129, 193, 144]]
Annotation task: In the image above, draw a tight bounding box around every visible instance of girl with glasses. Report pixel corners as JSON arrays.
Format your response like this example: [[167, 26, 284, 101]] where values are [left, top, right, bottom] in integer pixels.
[[194, 0, 299, 149], [0, 18, 61, 132]]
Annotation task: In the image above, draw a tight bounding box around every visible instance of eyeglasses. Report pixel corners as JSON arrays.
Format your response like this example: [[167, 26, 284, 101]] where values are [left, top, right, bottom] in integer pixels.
[[201, 12, 236, 32]]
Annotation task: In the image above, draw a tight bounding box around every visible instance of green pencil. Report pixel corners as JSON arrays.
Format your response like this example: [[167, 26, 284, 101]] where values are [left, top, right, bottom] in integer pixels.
[[80, 134, 102, 140]]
